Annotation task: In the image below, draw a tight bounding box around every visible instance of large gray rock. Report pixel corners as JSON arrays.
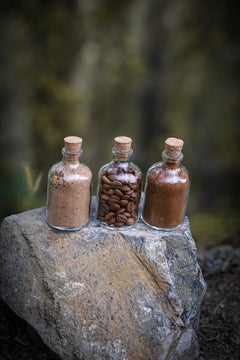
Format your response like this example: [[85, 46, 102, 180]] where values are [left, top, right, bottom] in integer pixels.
[[0, 203, 206, 360]]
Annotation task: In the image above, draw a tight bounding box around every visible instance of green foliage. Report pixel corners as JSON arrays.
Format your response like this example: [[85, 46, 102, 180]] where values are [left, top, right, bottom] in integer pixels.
[[21, 165, 44, 211], [0, 167, 44, 222]]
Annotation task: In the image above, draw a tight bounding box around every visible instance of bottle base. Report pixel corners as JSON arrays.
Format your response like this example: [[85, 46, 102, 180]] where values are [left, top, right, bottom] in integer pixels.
[[46, 220, 89, 231], [141, 216, 183, 232], [96, 219, 138, 231]]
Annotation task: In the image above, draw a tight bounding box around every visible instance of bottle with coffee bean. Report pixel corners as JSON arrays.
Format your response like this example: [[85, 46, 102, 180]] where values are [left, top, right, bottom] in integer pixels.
[[96, 136, 142, 229]]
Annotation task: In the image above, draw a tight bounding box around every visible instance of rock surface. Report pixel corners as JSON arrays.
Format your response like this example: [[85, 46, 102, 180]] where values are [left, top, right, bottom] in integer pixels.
[[0, 203, 206, 360]]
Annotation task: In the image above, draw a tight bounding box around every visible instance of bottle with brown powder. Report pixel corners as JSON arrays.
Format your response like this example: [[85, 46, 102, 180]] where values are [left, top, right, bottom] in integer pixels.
[[46, 136, 92, 230], [96, 136, 142, 229], [142, 137, 190, 231]]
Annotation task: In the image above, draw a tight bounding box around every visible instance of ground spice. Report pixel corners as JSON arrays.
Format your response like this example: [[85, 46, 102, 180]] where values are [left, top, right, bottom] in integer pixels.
[[97, 136, 142, 228], [46, 136, 92, 230], [142, 137, 190, 230]]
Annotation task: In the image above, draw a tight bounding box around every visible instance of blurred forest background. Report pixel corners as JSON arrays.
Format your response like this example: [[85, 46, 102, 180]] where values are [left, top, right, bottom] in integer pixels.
[[0, 0, 239, 248]]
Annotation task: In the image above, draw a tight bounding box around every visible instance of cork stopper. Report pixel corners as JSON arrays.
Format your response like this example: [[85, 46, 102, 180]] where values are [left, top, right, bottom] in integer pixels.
[[165, 137, 184, 158], [114, 136, 132, 161], [114, 136, 132, 152], [64, 136, 82, 153]]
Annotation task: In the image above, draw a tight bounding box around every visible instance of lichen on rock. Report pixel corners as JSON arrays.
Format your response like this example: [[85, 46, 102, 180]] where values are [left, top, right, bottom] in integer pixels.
[[0, 200, 206, 360]]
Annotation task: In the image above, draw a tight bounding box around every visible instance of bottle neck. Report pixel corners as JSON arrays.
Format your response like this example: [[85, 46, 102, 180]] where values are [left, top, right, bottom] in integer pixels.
[[162, 150, 183, 167], [112, 147, 133, 162], [62, 147, 83, 165]]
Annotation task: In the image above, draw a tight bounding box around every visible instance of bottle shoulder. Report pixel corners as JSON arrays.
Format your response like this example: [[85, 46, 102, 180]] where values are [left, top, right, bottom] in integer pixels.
[[48, 161, 92, 183], [146, 162, 189, 184], [98, 160, 142, 183]]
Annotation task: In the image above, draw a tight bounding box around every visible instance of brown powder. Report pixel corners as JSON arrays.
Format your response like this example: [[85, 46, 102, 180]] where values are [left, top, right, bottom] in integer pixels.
[[142, 137, 190, 229], [46, 137, 92, 230], [143, 164, 189, 229]]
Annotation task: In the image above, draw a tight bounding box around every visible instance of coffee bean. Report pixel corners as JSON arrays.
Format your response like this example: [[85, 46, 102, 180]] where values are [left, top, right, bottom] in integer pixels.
[[102, 175, 111, 185], [99, 199, 106, 204], [107, 217, 116, 225], [119, 199, 128, 206], [122, 185, 131, 192], [125, 190, 134, 195], [102, 188, 111, 194], [116, 214, 127, 223], [97, 215, 105, 222], [98, 208, 106, 217], [109, 203, 120, 211], [101, 189, 111, 196], [101, 194, 110, 201], [123, 212, 131, 218], [109, 198, 120, 203], [112, 180, 122, 187], [99, 203, 109, 212], [110, 195, 120, 201], [102, 184, 111, 189], [105, 212, 115, 220], [114, 189, 123, 197], [116, 208, 125, 215], [126, 217, 135, 225], [127, 202, 136, 212], [130, 183, 138, 190]]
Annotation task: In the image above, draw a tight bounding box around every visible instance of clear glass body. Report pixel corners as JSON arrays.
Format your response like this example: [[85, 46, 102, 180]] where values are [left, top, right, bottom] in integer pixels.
[[46, 148, 92, 231], [96, 147, 142, 229], [142, 150, 190, 231]]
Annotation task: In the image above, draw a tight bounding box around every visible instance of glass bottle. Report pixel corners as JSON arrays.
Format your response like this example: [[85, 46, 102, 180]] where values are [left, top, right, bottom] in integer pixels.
[[142, 137, 190, 231], [46, 136, 92, 231], [96, 136, 142, 229]]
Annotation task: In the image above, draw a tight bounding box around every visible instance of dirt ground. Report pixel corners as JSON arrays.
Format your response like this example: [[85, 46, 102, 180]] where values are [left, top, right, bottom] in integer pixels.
[[0, 245, 239, 360], [197, 245, 240, 360]]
